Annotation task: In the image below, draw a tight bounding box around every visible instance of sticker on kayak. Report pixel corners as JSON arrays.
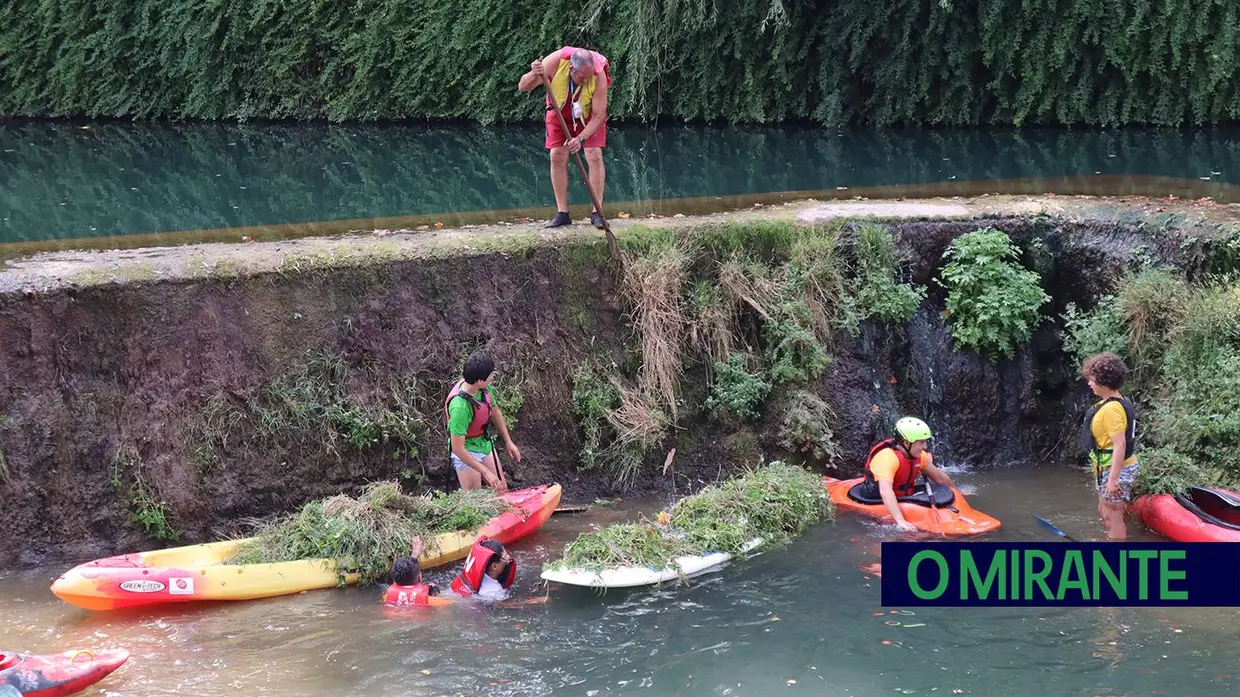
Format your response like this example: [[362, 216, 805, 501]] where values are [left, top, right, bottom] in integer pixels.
[[169, 577, 194, 595], [119, 580, 166, 593]]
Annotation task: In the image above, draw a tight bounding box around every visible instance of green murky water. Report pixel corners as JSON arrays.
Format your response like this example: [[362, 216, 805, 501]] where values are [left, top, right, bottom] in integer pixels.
[[2, 123, 1239, 255], [2, 464, 1238, 696]]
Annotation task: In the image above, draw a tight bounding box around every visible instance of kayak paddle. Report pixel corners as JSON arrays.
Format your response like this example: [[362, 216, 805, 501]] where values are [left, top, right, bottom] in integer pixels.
[[1034, 514, 1079, 542]]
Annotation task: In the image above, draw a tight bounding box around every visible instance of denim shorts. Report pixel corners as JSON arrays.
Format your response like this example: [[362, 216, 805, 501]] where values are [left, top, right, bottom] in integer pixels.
[[450, 450, 490, 473], [1096, 462, 1139, 503]]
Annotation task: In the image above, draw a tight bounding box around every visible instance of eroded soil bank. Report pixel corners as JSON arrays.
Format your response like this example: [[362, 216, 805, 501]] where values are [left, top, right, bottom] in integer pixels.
[[1, 195, 1238, 568]]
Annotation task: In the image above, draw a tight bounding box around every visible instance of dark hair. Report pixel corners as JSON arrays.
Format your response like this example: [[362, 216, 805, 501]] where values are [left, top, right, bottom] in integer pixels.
[[1082, 352, 1127, 390], [390, 556, 421, 586], [479, 539, 508, 571], [463, 353, 495, 385]]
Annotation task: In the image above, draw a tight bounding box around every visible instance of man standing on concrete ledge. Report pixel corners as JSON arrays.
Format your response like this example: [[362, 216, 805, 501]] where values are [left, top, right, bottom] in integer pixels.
[[517, 46, 611, 229]]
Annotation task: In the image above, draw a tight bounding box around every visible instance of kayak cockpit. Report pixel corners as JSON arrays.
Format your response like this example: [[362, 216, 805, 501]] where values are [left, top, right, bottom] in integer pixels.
[[846, 482, 955, 508], [1175, 486, 1240, 530]]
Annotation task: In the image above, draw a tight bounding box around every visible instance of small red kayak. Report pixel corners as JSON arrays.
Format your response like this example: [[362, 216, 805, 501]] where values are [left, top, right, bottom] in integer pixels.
[[1131, 486, 1240, 542], [0, 648, 129, 697]]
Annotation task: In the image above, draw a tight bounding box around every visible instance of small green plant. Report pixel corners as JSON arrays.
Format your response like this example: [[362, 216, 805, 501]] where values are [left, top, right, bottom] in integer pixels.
[[764, 291, 832, 385], [130, 478, 179, 542], [777, 390, 842, 464], [938, 227, 1051, 360], [853, 223, 926, 325], [702, 353, 772, 423], [1061, 299, 1127, 368], [569, 363, 622, 471]]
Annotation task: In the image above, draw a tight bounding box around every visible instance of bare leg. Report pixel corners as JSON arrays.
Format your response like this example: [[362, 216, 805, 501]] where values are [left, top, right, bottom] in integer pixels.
[[550, 147, 570, 212], [585, 147, 606, 211], [456, 466, 482, 491], [1102, 500, 1128, 540]]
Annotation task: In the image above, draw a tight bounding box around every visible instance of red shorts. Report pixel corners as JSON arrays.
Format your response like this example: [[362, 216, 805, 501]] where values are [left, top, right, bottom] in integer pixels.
[[545, 110, 606, 150]]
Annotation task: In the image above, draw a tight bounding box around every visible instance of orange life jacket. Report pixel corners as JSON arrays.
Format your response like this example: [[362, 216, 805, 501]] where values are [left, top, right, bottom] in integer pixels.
[[450, 536, 516, 597], [383, 583, 430, 607], [863, 438, 925, 497]]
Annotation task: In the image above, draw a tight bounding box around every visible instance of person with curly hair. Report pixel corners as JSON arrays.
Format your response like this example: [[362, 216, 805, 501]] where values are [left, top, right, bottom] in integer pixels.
[[1079, 352, 1140, 540]]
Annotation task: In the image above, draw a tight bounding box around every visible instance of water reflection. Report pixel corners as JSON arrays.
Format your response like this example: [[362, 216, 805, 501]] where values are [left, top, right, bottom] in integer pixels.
[[2, 122, 1238, 248]]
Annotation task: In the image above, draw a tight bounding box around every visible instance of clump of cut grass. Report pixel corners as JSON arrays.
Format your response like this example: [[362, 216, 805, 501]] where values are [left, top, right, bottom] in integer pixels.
[[545, 461, 832, 575], [718, 250, 780, 321], [604, 380, 672, 486], [789, 226, 860, 342], [227, 481, 513, 586], [689, 280, 736, 367], [623, 238, 690, 417]]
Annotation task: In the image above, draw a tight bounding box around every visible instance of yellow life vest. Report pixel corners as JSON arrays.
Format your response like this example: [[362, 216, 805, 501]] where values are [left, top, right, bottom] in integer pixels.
[[546, 47, 609, 124]]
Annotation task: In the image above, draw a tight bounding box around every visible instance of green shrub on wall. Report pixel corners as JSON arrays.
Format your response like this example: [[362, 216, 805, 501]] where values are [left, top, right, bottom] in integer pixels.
[[938, 228, 1051, 361]]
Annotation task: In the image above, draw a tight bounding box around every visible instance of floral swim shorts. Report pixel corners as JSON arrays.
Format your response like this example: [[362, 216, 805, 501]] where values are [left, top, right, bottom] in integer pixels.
[[1095, 462, 1140, 503]]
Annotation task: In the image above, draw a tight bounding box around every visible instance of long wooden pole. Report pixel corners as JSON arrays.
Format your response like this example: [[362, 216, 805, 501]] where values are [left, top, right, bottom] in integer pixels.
[[540, 73, 623, 263]]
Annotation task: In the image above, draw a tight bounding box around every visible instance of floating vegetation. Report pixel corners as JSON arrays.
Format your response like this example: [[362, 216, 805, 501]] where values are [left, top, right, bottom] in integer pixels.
[[226, 481, 513, 586], [545, 461, 832, 573]]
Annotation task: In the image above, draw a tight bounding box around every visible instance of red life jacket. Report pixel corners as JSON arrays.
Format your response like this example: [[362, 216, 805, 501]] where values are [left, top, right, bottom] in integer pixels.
[[383, 583, 430, 607], [443, 379, 493, 440], [863, 438, 924, 497], [450, 536, 516, 597]]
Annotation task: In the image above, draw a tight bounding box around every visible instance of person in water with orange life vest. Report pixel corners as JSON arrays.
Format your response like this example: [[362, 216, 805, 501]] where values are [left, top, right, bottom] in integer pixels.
[[445, 353, 521, 493], [382, 537, 450, 608], [1080, 351, 1140, 540], [517, 45, 611, 230], [856, 417, 957, 532]]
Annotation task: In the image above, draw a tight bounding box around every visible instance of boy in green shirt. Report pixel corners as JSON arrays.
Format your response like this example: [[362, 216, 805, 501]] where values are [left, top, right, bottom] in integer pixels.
[[444, 353, 521, 492]]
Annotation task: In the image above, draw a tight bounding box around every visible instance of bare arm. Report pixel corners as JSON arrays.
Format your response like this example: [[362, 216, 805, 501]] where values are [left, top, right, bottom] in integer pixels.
[[517, 51, 562, 92], [879, 480, 915, 531], [921, 462, 954, 488], [1107, 431, 1127, 483]]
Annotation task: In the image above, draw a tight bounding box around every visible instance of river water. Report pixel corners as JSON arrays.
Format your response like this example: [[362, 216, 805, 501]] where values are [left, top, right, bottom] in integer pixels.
[[2, 464, 1237, 697], [3, 122, 1240, 256]]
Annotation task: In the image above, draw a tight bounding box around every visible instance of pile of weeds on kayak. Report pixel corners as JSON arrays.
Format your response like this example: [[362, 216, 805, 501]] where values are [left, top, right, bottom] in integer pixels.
[[544, 461, 833, 573], [225, 481, 513, 585]]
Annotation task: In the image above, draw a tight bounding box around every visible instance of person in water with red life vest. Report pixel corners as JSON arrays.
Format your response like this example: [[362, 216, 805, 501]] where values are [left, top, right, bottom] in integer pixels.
[[382, 537, 451, 608], [386, 535, 546, 608], [1080, 351, 1140, 540], [517, 46, 611, 230], [445, 352, 521, 493], [857, 417, 957, 532]]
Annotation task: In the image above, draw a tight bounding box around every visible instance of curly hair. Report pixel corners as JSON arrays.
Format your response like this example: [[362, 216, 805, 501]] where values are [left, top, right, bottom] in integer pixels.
[[1081, 352, 1128, 390]]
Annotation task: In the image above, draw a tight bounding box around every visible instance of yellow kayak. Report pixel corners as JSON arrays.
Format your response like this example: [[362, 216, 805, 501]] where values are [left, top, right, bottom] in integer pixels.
[[51, 483, 561, 611]]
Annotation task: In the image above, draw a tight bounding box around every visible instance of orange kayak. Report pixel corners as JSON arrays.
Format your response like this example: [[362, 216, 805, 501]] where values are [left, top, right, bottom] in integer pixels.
[[52, 484, 560, 611], [0, 648, 128, 697], [823, 476, 1001, 535]]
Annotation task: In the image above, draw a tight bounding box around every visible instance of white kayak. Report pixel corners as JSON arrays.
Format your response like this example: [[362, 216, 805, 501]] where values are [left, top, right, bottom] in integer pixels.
[[540, 538, 764, 588]]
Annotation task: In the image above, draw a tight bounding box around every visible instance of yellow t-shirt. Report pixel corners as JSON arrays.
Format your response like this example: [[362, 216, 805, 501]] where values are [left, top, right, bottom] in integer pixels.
[[1089, 400, 1137, 468], [869, 449, 932, 483]]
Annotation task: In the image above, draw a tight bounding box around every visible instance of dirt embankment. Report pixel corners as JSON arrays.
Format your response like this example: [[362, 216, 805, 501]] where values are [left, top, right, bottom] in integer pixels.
[[1, 195, 1237, 568]]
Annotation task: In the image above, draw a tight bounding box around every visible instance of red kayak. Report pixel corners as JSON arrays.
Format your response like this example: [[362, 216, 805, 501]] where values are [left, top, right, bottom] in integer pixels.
[[0, 649, 129, 697], [1131, 486, 1240, 542]]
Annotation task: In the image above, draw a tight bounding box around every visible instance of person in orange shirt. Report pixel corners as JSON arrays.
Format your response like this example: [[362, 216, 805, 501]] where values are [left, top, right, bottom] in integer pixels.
[[857, 417, 957, 532]]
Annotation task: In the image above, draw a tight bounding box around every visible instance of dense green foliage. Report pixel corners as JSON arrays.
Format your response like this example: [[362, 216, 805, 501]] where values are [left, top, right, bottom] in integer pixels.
[[1062, 269, 1240, 495], [939, 228, 1051, 360], [3, 0, 1238, 125]]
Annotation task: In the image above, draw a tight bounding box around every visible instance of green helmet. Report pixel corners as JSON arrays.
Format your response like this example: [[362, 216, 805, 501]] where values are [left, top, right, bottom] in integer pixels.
[[895, 416, 933, 443]]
